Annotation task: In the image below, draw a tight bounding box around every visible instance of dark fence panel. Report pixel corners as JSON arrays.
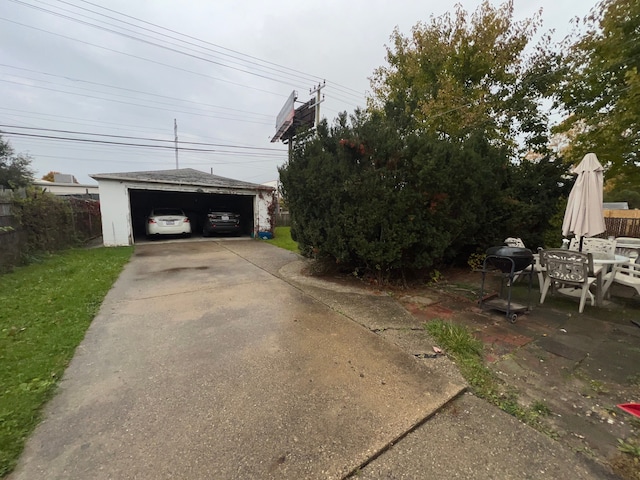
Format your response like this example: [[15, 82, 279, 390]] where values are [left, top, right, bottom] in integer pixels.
[[0, 190, 102, 272], [604, 210, 640, 238], [0, 197, 25, 272], [67, 197, 103, 241], [275, 212, 291, 227]]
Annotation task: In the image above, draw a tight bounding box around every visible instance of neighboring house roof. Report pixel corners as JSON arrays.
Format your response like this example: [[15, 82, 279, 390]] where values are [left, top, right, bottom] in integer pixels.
[[603, 202, 629, 210], [90, 168, 273, 191]]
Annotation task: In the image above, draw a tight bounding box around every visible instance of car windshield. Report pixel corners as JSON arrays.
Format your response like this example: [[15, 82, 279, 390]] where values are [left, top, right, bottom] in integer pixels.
[[153, 208, 184, 216]]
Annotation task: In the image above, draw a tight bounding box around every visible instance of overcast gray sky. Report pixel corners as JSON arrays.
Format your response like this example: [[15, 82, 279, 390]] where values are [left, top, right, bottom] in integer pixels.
[[1, 0, 598, 185]]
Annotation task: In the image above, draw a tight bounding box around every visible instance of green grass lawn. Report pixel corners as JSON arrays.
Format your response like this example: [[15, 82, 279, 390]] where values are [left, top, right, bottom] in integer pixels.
[[0, 247, 132, 477], [265, 226, 299, 253]]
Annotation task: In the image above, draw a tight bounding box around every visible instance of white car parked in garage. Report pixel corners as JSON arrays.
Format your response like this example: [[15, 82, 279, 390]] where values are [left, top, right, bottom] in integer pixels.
[[145, 208, 191, 238]]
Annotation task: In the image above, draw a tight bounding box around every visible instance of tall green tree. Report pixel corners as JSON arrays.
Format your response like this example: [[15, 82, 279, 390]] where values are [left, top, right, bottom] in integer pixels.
[[279, 111, 512, 279], [368, 0, 554, 155], [0, 136, 34, 189], [553, 0, 640, 182], [279, 2, 572, 279], [503, 156, 574, 249]]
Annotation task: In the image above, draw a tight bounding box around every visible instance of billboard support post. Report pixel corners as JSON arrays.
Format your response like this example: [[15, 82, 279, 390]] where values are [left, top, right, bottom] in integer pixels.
[[310, 81, 325, 129]]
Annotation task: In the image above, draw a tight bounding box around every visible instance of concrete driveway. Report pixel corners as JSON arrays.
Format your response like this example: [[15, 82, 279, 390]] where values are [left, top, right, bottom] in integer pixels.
[[10, 240, 464, 479]]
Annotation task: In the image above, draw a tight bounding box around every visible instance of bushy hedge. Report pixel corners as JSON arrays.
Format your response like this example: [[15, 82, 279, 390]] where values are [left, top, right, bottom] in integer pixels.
[[11, 188, 101, 257], [279, 113, 571, 280]]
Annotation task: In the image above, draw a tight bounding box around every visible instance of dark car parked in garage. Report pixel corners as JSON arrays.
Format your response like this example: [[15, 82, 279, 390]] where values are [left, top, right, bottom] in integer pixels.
[[203, 210, 241, 236]]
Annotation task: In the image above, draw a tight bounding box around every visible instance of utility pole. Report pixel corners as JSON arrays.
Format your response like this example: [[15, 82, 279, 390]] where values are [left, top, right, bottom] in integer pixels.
[[309, 81, 325, 129], [174, 118, 179, 169]]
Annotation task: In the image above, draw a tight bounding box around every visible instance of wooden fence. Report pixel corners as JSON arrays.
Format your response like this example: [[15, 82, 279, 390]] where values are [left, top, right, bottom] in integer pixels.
[[275, 212, 291, 227], [604, 209, 640, 238], [0, 196, 25, 272], [0, 191, 102, 272]]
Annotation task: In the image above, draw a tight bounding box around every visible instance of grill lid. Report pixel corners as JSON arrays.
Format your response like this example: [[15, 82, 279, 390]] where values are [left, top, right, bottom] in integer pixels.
[[485, 246, 533, 273]]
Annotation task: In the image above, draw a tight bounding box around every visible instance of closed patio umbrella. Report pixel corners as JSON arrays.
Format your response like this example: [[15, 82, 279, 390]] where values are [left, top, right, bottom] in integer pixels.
[[562, 153, 606, 250]]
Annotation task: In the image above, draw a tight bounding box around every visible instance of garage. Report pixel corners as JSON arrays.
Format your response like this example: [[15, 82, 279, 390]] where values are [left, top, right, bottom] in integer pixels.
[[91, 168, 275, 246]]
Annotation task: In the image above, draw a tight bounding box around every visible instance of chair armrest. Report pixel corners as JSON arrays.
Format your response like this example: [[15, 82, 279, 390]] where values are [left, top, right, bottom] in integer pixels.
[[617, 261, 640, 275]]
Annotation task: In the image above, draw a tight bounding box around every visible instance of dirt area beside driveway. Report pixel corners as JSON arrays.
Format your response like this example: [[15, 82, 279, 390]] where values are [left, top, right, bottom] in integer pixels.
[[394, 267, 640, 479]]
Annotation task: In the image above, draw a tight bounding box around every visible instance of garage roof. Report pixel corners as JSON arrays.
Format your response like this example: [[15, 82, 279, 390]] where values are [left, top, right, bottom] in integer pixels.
[[90, 168, 273, 191]]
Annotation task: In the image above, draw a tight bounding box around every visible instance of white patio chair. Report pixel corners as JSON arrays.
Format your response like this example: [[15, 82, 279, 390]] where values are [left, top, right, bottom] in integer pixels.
[[504, 237, 545, 287], [569, 237, 617, 259], [604, 261, 640, 297], [539, 249, 600, 313], [615, 237, 640, 264]]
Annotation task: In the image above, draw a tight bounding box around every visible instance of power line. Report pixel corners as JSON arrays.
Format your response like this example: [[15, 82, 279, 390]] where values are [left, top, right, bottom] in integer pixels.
[[32, 152, 282, 166], [70, 0, 366, 99], [51, 0, 325, 87], [7, 0, 309, 90], [1, 130, 287, 156], [0, 17, 287, 97], [0, 107, 174, 134], [0, 69, 273, 121], [0, 124, 287, 151], [0, 64, 274, 120], [0, 79, 274, 125], [5, 0, 366, 102], [0, 107, 280, 149]]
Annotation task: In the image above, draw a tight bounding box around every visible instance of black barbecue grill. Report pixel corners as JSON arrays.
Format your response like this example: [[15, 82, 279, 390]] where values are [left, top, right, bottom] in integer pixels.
[[478, 245, 534, 323]]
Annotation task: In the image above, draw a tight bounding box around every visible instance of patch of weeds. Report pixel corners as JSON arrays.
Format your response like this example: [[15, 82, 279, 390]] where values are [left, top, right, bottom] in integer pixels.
[[572, 369, 610, 396], [425, 320, 483, 358], [425, 320, 541, 427], [427, 269, 444, 286], [532, 400, 552, 416], [575, 445, 599, 461], [540, 426, 561, 440], [589, 379, 609, 394], [467, 252, 486, 271], [618, 438, 640, 458]]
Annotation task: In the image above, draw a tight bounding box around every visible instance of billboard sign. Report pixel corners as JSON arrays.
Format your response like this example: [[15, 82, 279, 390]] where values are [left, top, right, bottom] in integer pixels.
[[271, 91, 297, 143]]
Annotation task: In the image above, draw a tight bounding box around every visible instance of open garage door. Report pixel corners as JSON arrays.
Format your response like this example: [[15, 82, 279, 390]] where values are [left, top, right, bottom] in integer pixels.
[[129, 189, 254, 240]]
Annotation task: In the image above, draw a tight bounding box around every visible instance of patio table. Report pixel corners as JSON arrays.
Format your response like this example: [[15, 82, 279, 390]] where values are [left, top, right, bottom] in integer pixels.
[[593, 254, 630, 306]]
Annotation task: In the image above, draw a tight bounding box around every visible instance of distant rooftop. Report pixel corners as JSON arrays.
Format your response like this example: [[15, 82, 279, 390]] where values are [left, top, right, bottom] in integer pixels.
[[90, 168, 273, 191], [603, 202, 629, 210]]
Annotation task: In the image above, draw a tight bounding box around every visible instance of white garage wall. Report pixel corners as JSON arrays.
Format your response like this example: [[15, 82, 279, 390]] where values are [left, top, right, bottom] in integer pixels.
[[99, 180, 133, 246], [255, 191, 274, 236]]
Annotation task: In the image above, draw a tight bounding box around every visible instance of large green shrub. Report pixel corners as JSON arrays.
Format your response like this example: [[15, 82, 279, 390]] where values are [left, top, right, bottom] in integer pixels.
[[279, 113, 513, 279]]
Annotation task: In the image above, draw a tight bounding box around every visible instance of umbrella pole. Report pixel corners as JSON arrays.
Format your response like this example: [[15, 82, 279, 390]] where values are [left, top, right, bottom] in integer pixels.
[[579, 236, 584, 252]]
